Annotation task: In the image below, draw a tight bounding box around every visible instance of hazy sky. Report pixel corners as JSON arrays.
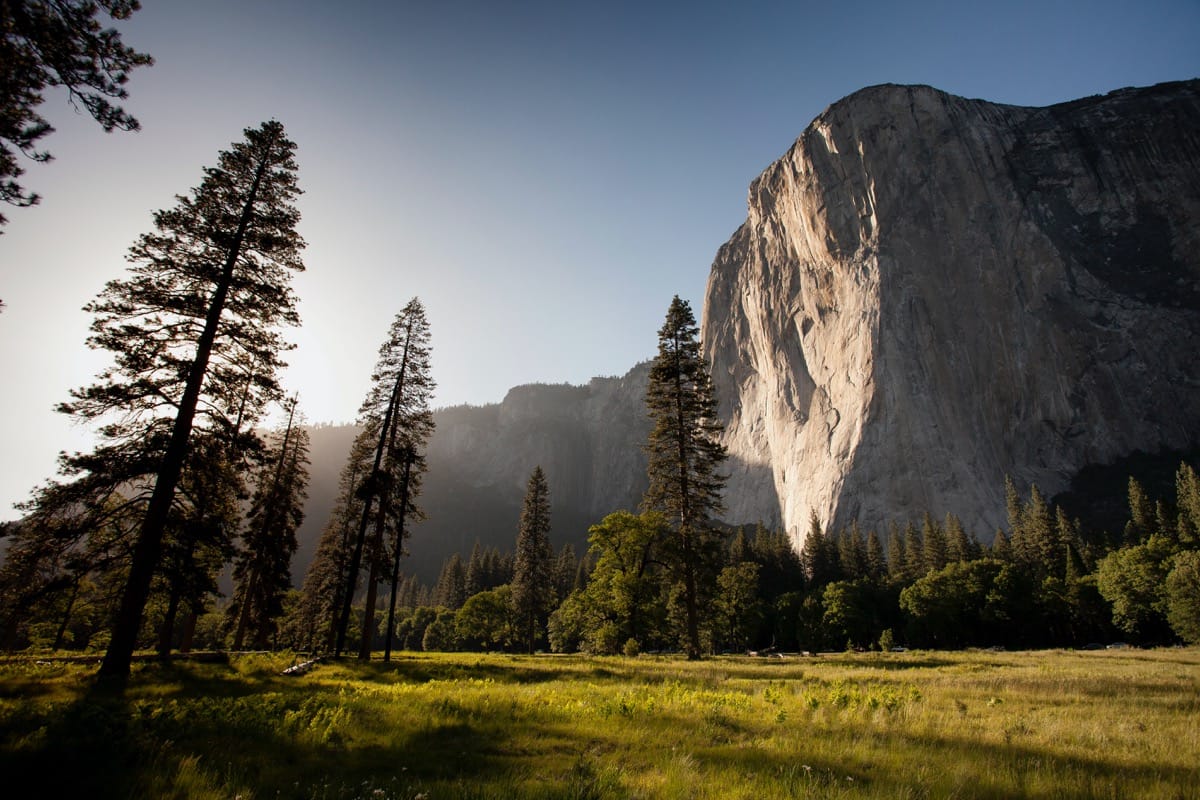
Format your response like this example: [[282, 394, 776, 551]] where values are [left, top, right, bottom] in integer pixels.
[[1, 0, 1198, 520]]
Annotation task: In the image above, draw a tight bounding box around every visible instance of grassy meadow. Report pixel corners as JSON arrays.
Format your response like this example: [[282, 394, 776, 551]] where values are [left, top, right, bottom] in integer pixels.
[[1, 648, 1197, 799]]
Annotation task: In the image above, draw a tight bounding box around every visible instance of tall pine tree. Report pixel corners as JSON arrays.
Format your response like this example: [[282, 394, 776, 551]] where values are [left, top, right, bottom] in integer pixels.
[[511, 466, 554, 654], [643, 296, 726, 659], [54, 121, 305, 681], [334, 298, 434, 658]]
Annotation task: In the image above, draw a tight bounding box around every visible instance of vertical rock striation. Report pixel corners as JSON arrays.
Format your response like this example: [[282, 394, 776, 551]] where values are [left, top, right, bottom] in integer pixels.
[[703, 80, 1200, 544]]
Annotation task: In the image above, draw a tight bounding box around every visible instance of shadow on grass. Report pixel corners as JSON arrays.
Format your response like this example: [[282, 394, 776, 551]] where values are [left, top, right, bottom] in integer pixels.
[[697, 722, 1200, 799], [0, 660, 514, 799], [335, 653, 645, 688]]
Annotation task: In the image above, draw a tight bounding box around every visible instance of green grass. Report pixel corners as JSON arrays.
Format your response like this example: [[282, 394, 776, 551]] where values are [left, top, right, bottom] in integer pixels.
[[1, 648, 1198, 799]]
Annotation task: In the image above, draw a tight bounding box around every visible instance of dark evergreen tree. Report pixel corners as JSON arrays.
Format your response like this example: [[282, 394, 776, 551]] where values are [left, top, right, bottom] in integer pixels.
[[377, 301, 435, 663], [714, 562, 763, 652], [53, 121, 306, 681], [334, 298, 435, 659], [465, 540, 486, 597], [1175, 463, 1200, 547], [801, 513, 835, 588], [750, 525, 804, 600], [228, 399, 310, 649], [903, 523, 924, 580], [838, 523, 868, 579], [552, 543, 578, 604], [397, 575, 421, 610], [434, 554, 467, 610], [1125, 477, 1156, 544], [1024, 485, 1058, 579], [865, 529, 887, 581], [728, 529, 752, 565], [642, 296, 727, 659], [573, 551, 593, 592], [945, 513, 973, 563], [885, 524, 906, 583], [991, 528, 1012, 562], [0, 0, 152, 228], [1005, 475, 1024, 543], [156, 434, 242, 657], [293, 427, 373, 651], [511, 466, 554, 654], [921, 513, 949, 574]]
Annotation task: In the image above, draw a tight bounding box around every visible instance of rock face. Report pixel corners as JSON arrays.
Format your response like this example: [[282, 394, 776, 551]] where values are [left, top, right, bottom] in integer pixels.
[[421, 363, 652, 538], [702, 80, 1200, 544], [292, 364, 651, 583]]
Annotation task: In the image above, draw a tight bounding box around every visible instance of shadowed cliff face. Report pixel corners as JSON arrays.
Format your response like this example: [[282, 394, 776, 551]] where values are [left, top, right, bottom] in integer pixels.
[[703, 80, 1200, 545], [293, 364, 655, 583]]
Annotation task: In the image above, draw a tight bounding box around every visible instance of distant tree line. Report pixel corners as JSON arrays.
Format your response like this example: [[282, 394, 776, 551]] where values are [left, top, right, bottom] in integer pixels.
[[282, 463, 1198, 657]]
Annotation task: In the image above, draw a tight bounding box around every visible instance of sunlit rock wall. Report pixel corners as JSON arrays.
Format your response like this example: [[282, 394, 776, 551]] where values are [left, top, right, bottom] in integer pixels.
[[703, 80, 1200, 545]]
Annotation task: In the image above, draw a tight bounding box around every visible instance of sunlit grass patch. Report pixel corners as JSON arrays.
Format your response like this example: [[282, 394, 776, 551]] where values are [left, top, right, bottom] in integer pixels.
[[0, 648, 1198, 798]]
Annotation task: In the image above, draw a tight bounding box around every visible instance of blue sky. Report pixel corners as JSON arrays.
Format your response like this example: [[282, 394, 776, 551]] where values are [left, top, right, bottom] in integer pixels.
[[1, 0, 1198, 518]]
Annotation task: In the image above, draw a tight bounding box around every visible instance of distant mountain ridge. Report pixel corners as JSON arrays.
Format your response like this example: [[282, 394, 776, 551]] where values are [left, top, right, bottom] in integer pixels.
[[293, 364, 652, 584]]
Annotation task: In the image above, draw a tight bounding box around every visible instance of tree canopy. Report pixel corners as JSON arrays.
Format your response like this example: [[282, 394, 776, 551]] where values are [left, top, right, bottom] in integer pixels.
[[1, 0, 152, 227]]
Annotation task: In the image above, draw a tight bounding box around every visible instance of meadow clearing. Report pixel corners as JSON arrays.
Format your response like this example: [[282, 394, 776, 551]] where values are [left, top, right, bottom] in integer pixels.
[[0, 647, 1197, 799]]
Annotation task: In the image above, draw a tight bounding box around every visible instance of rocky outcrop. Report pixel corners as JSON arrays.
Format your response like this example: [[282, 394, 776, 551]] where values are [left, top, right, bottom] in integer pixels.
[[702, 80, 1200, 544]]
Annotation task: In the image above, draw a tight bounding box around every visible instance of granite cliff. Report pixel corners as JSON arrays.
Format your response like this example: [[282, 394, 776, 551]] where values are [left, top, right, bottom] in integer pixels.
[[703, 80, 1200, 544]]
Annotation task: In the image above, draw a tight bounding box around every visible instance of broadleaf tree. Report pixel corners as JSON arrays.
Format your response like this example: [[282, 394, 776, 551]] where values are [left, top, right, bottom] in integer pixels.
[[642, 295, 727, 659], [50, 120, 306, 681]]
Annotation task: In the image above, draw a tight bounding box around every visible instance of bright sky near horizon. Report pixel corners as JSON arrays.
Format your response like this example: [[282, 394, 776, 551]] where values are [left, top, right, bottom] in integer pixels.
[[1, 0, 1198, 521]]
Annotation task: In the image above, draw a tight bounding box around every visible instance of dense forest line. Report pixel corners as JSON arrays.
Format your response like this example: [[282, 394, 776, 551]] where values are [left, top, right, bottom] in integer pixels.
[[6, 457, 1198, 657], [274, 461, 1200, 656]]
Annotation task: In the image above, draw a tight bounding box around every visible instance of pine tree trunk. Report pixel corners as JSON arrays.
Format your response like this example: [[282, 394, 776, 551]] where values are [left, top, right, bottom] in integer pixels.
[[157, 583, 181, 659], [180, 607, 198, 653], [98, 135, 274, 684], [672, 340, 702, 660], [334, 382, 400, 656], [358, 553, 381, 660], [52, 580, 81, 652], [335, 330, 412, 656], [233, 401, 295, 652], [358, 498, 389, 660], [231, 570, 257, 650], [383, 455, 413, 663]]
